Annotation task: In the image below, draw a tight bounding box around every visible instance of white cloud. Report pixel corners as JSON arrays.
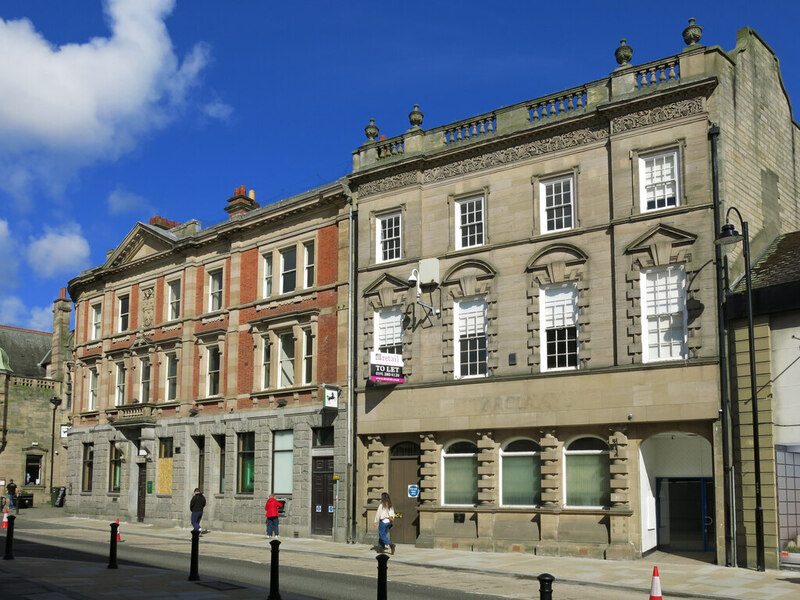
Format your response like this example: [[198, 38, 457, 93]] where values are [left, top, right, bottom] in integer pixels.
[[27, 305, 54, 331], [203, 99, 234, 122], [27, 224, 91, 278], [0, 0, 209, 206], [0, 296, 26, 325], [108, 187, 153, 215], [0, 219, 20, 286]]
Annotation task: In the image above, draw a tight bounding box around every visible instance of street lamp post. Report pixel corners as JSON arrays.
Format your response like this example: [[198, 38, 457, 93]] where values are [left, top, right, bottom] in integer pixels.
[[49, 396, 62, 494], [716, 207, 765, 572]]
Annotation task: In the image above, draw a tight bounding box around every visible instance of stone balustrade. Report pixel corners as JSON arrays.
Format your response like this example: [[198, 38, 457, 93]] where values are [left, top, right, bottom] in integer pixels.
[[441, 114, 497, 146], [528, 86, 587, 122], [376, 137, 404, 160], [634, 57, 680, 90]]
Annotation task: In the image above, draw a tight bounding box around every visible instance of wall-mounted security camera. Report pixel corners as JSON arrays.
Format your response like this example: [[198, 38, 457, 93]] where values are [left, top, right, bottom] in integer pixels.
[[408, 269, 419, 289], [408, 267, 439, 324]]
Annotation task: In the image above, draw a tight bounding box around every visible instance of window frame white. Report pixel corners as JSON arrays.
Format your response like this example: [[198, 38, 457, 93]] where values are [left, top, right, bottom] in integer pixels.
[[139, 357, 151, 404], [261, 335, 271, 390], [278, 331, 295, 388], [88, 367, 98, 411], [376, 211, 402, 263], [454, 297, 488, 379], [374, 306, 403, 355], [304, 241, 315, 289], [167, 279, 181, 321], [539, 174, 575, 233], [302, 328, 313, 384], [263, 254, 273, 298], [117, 293, 129, 332], [165, 352, 179, 401], [639, 149, 680, 213], [539, 283, 579, 372], [91, 303, 102, 340], [280, 247, 297, 294], [454, 195, 485, 250], [499, 439, 542, 508], [441, 440, 479, 506], [272, 430, 294, 495], [207, 345, 221, 397], [640, 264, 688, 363], [115, 362, 126, 406], [563, 437, 611, 509], [208, 268, 224, 312]]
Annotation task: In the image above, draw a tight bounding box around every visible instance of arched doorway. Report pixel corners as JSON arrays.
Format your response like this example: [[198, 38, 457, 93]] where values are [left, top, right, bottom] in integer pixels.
[[640, 432, 714, 554], [389, 441, 420, 544]]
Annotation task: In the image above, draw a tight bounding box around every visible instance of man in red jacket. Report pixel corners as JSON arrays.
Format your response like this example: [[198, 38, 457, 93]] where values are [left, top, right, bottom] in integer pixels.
[[265, 495, 283, 538]]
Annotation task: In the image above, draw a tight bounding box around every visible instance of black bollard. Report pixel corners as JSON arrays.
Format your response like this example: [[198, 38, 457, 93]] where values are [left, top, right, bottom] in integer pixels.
[[108, 522, 119, 569], [3, 515, 15, 560], [537, 573, 555, 600], [267, 538, 281, 600], [376, 553, 389, 600], [188, 529, 200, 581]]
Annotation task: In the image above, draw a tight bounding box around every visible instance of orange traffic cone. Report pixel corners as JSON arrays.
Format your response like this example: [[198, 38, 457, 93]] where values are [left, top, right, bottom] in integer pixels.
[[649, 566, 663, 600], [1, 508, 8, 529], [116, 518, 122, 542]]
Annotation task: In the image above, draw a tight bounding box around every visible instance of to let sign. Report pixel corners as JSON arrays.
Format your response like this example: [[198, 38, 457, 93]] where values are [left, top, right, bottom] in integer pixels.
[[369, 351, 404, 384]]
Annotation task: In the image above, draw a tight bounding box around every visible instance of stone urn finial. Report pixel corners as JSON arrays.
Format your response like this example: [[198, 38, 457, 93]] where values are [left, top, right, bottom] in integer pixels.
[[615, 39, 633, 66], [408, 104, 424, 129], [364, 118, 379, 141], [682, 18, 703, 46]]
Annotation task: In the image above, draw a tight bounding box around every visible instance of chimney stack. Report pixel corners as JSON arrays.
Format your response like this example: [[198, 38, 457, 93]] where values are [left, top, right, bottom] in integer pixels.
[[225, 185, 259, 218]]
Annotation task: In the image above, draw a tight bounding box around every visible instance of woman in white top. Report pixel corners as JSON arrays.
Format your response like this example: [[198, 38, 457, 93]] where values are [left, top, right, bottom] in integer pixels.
[[373, 492, 395, 554]]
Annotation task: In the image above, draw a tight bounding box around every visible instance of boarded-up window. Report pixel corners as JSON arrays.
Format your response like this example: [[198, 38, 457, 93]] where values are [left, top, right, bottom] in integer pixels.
[[157, 438, 174, 495]]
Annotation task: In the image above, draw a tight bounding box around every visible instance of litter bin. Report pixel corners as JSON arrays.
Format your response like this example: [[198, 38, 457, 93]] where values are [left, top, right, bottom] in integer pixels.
[[17, 493, 34, 509]]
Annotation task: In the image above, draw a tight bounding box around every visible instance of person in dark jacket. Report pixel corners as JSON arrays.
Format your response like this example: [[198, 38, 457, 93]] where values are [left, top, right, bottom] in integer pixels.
[[265, 495, 284, 538], [190, 488, 207, 534], [6, 479, 17, 509]]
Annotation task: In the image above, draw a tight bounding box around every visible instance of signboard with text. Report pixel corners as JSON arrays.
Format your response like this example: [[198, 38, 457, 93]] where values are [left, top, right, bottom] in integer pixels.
[[369, 351, 404, 384]]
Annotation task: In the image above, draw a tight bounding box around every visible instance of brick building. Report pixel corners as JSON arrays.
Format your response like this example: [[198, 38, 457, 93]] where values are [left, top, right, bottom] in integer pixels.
[[66, 186, 352, 538], [348, 22, 799, 566]]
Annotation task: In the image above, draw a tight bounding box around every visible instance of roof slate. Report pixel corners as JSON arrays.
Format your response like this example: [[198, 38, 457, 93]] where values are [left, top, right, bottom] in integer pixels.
[[0, 325, 52, 377], [746, 231, 800, 290]]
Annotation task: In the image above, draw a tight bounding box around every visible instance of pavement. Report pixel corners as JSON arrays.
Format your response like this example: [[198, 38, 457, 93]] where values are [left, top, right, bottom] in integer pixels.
[[1, 506, 799, 600]]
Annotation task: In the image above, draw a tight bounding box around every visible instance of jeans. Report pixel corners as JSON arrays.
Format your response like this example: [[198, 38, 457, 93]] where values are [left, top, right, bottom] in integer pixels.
[[7, 495, 14, 509], [378, 520, 392, 548], [191, 510, 203, 531], [267, 516, 279, 537]]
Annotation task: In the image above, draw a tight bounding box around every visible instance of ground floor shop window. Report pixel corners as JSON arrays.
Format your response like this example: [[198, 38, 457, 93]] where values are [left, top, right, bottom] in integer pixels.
[[273, 430, 293, 494], [109, 443, 122, 492], [237, 432, 255, 493], [82, 443, 94, 492], [564, 437, 610, 507], [158, 438, 173, 494], [500, 439, 541, 506], [25, 454, 42, 486], [214, 434, 226, 494], [443, 441, 478, 505]]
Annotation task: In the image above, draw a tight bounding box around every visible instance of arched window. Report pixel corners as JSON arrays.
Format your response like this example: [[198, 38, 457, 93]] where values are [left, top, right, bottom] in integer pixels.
[[500, 439, 541, 506], [564, 437, 610, 508], [442, 441, 478, 505]]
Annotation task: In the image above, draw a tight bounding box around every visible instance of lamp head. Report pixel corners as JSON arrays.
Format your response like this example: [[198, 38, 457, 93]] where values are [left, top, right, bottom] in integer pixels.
[[50, 396, 62, 408], [715, 222, 743, 246]]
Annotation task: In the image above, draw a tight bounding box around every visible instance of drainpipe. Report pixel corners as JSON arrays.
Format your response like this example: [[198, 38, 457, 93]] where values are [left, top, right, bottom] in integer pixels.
[[0, 370, 10, 456], [709, 123, 735, 567], [341, 180, 358, 543]]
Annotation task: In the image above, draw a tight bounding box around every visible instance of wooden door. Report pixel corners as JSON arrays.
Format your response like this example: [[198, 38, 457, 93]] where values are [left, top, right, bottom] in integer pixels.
[[136, 463, 146, 522], [389, 442, 420, 544], [311, 456, 334, 535]]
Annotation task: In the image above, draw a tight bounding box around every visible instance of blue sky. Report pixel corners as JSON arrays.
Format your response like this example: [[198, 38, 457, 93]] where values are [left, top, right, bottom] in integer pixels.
[[1, 0, 798, 332]]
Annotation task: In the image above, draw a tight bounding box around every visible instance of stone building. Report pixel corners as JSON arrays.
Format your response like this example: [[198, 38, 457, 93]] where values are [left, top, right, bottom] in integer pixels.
[[0, 292, 72, 507], [348, 22, 799, 565], [65, 186, 352, 538]]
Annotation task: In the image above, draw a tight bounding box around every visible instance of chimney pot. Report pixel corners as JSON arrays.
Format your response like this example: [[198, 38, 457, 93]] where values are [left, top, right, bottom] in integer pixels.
[[60, 287, 67, 299]]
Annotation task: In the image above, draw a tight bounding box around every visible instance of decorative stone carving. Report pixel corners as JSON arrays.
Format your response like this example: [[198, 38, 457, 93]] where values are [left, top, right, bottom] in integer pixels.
[[141, 287, 155, 328], [423, 126, 609, 184], [682, 18, 703, 46], [615, 39, 633, 66], [611, 97, 704, 133], [409, 104, 424, 129], [365, 118, 379, 141], [358, 171, 417, 197]]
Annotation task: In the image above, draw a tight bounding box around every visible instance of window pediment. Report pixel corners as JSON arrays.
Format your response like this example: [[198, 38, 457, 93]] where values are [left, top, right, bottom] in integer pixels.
[[442, 259, 496, 299], [624, 224, 696, 266], [527, 244, 588, 285]]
